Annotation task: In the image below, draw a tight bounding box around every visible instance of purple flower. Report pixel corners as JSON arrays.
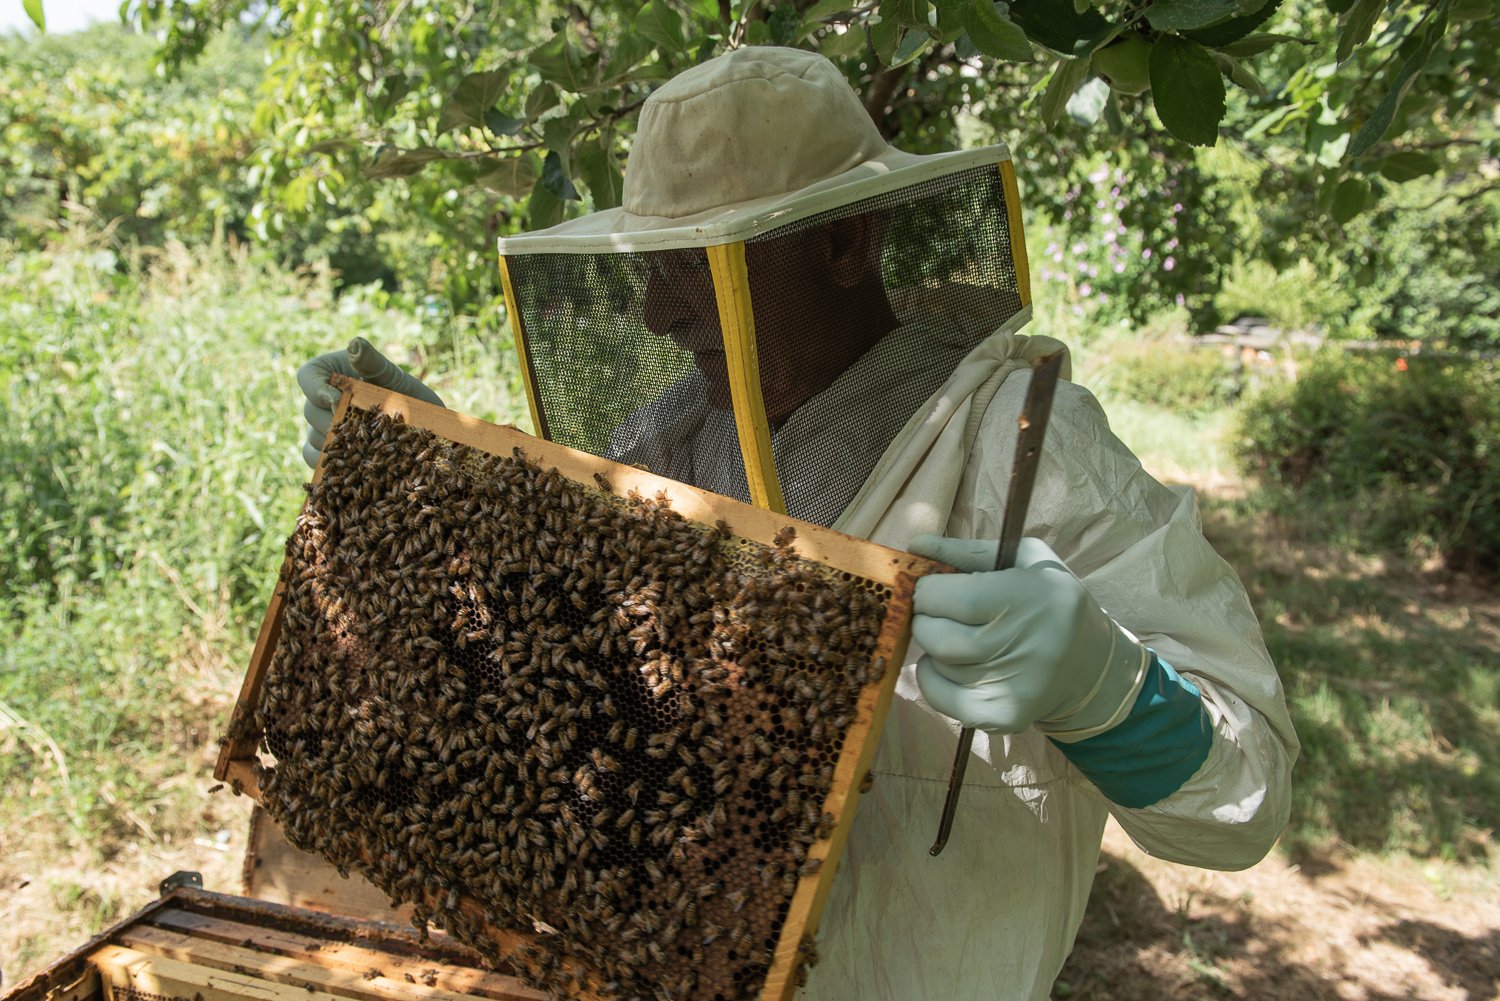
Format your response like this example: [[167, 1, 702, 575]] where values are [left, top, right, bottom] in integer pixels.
[[1164, 256, 1176, 271]]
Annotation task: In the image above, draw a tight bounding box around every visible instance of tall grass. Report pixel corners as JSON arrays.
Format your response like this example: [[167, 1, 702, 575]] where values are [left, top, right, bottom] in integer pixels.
[[0, 231, 522, 977]]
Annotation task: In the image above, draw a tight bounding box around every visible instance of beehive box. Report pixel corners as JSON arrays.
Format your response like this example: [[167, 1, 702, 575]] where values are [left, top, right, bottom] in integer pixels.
[[2, 886, 544, 1001], [215, 379, 937, 1001]]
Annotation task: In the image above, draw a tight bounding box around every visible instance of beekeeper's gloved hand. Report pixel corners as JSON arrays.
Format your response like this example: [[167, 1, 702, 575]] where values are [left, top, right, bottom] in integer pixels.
[[909, 534, 1214, 808], [296, 337, 444, 469]]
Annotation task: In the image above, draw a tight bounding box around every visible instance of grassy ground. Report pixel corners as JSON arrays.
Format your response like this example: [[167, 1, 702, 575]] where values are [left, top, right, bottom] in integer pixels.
[[1, 242, 1495, 996], [1059, 341, 1500, 999]]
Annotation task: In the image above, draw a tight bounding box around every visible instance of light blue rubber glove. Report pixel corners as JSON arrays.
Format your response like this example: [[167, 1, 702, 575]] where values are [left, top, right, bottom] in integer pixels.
[[910, 533, 1216, 809], [910, 535, 1149, 741], [296, 337, 444, 469]]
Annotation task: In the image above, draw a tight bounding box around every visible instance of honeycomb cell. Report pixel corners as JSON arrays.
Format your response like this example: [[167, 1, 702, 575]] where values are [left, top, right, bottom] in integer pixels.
[[248, 406, 894, 1001]]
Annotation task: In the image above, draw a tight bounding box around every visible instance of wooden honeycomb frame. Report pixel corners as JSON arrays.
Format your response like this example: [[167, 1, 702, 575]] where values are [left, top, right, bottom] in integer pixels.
[[216, 378, 938, 1001]]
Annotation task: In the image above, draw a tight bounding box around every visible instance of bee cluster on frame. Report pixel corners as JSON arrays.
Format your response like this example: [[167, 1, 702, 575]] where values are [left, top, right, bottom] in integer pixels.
[[242, 405, 893, 1001]]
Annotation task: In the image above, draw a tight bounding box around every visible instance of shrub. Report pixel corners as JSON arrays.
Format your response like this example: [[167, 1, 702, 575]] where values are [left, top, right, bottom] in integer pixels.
[[1089, 338, 1240, 416], [1236, 350, 1500, 572], [1341, 180, 1500, 354], [1213, 257, 1363, 337]]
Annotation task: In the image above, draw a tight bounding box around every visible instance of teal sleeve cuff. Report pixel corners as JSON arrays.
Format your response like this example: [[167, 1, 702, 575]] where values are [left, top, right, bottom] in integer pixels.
[[1050, 653, 1214, 809]]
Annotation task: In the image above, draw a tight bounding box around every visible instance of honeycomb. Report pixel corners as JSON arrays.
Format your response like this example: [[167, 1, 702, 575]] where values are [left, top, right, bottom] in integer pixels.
[[244, 403, 895, 1001]]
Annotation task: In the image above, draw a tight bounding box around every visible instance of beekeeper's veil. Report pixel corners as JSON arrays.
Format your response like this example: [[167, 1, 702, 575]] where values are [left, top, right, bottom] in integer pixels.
[[497, 46, 1031, 527]]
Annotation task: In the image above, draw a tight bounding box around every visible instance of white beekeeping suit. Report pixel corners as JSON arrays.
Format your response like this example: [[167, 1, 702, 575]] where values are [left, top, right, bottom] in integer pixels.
[[799, 330, 1297, 999], [493, 44, 1298, 1001]]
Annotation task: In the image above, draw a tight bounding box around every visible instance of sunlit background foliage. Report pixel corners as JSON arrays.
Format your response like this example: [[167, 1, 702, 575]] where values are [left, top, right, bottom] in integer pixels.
[[1, 0, 1497, 987]]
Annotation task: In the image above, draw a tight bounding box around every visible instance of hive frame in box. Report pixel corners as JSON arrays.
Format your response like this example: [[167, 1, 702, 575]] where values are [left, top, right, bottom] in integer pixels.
[[215, 378, 939, 1001], [2, 885, 545, 1001]]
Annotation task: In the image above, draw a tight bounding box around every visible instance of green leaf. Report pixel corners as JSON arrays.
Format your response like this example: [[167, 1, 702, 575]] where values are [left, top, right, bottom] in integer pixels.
[[1149, 35, 1226, 146], [1373, 150, 1440, 181], [1147, 0, 1243, 31], [1066, 76, 1110, 124], [820, 24, 868, 58], [1336, 0, 1383, 64], [1007, 0, 1113, 56], [370, 74, 411, 123], [604, 32, 655, 84], [577, 140, 624, 211], [540, 150, 580, 201], [890, 28, 933, 66], [484, 110, 524, 137], [438, 69, 508, 133], [964, 2, 1033, 61], [1307, 103, 1351, 166], [530, 33, 599, 93], [636, 1, 687, 51], [1348, 5, 1448, 157], [869, 13, 903, 64], [1182, 0, 1283, 47], [1038, 56, 1092, 127], [542, 116, 578, 164], [528, 177, 565, 230], [803, 0, 856, 23], [367, 146, 451, 180], [476, 154, 540, 198], [23, 0, 43, 30], [1331, 175, 1372, 223], [1216, 32, 1308, 56], [525, 84, 560, 122], [1212, 51, 1267, 97], [767, 3, 803, 43], [1008, 0, 1114, 56], [882, 0, 931, 29]]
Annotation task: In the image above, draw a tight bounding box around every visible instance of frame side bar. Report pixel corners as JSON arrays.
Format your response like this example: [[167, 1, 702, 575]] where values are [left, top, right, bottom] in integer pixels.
[[497, 255, 549, 440], [999, 161, 1031, 308], [706, 241, 788, 516]]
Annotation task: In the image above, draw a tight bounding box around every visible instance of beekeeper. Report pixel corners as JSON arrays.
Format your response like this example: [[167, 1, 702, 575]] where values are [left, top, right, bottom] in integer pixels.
[[299, 46, 1297, 1001]]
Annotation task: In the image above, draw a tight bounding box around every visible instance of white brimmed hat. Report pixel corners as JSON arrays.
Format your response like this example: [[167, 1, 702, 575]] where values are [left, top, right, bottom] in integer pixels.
[[498, 46, 1011, 254]]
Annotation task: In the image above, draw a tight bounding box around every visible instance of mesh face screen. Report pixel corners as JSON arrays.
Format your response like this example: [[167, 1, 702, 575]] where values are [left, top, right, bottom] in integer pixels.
[[744, 166, 1023, 526], [247, 404, 896, 1001], [505, 164, 1020, 528], [506, 250, 752, 507]]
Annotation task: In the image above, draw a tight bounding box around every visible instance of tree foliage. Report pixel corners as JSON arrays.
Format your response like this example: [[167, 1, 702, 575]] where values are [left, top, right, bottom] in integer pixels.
[[11, 1, 1493, 337]]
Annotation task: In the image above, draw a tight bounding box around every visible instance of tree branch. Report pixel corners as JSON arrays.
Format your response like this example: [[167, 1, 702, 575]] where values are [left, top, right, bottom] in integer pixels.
[[1412, 180, 1500, 212], [863, 63, 911, 136]]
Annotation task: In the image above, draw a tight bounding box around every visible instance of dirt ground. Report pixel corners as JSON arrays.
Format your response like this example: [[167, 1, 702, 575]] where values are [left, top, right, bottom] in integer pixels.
[[1057, 822, 1500, 1000]]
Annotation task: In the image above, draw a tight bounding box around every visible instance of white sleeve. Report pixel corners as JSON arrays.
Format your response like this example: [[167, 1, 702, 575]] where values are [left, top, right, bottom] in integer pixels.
[[954, 376, 1300, 870]]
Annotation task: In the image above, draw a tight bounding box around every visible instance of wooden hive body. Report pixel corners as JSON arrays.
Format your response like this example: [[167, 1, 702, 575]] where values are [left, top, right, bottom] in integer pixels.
[[215, 380, 936, 1001], [2, 887, 544, 1001]]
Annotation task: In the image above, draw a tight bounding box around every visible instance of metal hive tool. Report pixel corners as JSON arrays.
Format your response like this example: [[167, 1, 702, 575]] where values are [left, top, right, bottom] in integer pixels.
[[216, 378, 936, 1001]]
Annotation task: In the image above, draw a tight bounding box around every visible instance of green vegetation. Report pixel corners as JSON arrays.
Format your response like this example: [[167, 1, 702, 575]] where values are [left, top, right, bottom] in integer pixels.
[[1236, 350, 1500, 573], [0, 230, 522, 886], [1, 11, 1496, 992]]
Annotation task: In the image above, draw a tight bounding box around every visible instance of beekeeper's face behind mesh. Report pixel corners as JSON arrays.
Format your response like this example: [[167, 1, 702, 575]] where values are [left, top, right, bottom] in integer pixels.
[[641, 212, 893, 424], [496, 47, 1031, 525]]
